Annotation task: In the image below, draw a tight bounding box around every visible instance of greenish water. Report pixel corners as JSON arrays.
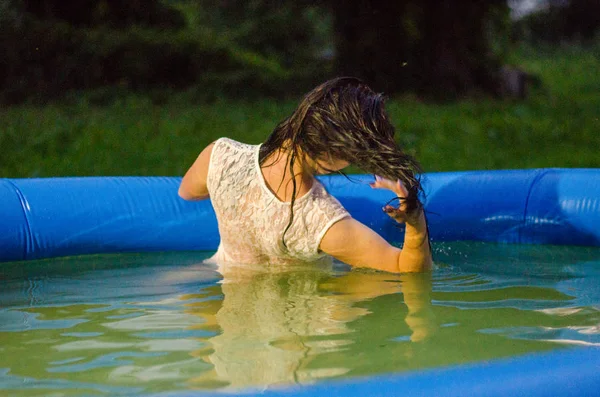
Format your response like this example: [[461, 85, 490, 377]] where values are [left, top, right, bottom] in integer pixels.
[[1, 242, 599, 396]]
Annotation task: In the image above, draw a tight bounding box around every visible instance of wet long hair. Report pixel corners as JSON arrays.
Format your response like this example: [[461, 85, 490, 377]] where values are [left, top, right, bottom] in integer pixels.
[[259, 77, 424, 248]]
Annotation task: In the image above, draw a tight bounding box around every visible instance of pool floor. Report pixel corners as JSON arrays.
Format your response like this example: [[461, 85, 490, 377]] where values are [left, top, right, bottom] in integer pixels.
[[1, 242, 599, 396]]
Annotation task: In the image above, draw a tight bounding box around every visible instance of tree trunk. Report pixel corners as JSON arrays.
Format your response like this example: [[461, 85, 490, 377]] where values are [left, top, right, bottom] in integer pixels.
[[331, 0, 506, 97]]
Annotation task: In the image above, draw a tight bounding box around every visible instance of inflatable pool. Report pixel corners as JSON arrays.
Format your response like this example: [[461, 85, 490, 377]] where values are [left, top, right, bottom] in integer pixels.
[[1, 168, 600, 396]]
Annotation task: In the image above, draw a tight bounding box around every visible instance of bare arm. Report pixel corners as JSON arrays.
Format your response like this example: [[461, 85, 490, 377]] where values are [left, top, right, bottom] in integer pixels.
[[319, 177, 432, 273], [178, 142, 215, 201]]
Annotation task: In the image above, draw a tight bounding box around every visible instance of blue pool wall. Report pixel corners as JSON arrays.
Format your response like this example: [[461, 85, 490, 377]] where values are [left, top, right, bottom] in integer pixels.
[[154, 347, 600, 397], [1, 168, 599, 262], [1, 168, 600, 397]]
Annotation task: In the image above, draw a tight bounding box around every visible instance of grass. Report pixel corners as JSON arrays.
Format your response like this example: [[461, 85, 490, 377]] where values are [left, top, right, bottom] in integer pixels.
[[1, 44, 599, 178]]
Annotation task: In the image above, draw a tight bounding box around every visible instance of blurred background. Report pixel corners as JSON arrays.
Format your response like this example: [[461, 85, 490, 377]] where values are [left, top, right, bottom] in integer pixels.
[[1, 0, 598, 177]]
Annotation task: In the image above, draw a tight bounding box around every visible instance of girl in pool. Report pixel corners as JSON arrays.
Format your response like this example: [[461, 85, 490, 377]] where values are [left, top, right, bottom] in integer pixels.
[[179, 77, 431, 273]]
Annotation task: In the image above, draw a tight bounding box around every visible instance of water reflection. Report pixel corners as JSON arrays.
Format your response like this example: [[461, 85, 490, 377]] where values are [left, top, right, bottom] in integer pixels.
[[179, 265, 436, 390], [2, 245, 599, 395]]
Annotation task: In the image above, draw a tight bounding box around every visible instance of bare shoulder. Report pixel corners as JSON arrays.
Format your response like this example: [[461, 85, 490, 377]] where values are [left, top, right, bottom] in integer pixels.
[[178, 141, 217, 201], [194, 141, 218, 177], [200, 140, 217, 160]]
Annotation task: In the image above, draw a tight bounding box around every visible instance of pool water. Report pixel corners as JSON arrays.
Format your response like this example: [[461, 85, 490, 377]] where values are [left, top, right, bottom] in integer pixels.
[[1, 242, 599, 396]]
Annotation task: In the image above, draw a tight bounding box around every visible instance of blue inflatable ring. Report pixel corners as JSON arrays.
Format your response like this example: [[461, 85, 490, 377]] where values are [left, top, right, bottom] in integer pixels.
[[1, 168, 599, 396]]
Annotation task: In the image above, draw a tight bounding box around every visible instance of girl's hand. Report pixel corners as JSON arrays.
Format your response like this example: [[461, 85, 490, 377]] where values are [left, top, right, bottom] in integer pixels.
[[369, 175, 423, 226]]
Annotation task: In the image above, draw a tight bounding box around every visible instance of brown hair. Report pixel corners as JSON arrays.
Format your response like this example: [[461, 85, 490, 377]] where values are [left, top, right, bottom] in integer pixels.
[[259, 77, 424, 248]]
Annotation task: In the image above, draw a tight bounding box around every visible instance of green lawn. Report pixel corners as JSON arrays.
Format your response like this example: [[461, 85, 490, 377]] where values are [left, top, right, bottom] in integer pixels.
[[1, 45, 598, 178]]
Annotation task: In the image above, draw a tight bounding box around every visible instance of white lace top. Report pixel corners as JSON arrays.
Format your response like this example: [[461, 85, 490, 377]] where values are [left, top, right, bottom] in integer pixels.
[[206, 138, 350, 266]]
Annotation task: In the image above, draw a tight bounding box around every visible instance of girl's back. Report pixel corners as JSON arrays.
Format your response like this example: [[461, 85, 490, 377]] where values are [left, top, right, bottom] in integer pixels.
[[207, 138, 348, 266]]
